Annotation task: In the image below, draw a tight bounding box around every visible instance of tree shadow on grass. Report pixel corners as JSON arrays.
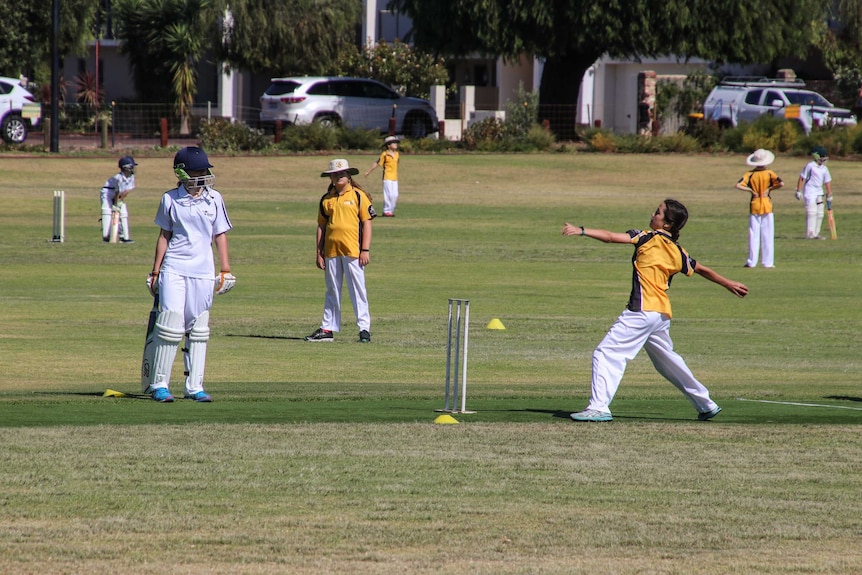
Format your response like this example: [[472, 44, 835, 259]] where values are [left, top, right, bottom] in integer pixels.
[[825, 395, 862, 403], [225, 334, 305, 340]]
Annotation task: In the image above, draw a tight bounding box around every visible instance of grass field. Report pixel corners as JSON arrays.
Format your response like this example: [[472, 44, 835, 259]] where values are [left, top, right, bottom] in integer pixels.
[[1, 151, 861, 574]]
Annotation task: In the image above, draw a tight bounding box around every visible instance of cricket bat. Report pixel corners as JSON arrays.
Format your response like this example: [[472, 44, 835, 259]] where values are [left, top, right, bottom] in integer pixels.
[[109, 201, 120, 244], [140, 293, 159, 393], [827, 199, 837, 240]]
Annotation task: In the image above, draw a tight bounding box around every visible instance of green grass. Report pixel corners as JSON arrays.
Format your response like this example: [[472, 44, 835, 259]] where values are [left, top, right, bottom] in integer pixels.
[[1, 152, 861, 574]]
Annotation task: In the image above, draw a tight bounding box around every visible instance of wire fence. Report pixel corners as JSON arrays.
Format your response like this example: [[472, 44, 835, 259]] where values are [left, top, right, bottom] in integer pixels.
[[28, 101, 624, 147]]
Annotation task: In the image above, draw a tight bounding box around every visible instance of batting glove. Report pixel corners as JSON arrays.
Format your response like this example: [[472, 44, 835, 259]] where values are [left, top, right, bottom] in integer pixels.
[[146, 272, 159, 296], [215, 271, 236, 295], [794, 190, 802, 200]]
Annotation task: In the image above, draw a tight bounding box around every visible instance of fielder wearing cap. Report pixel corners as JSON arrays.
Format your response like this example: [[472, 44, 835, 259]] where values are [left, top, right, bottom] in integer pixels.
[[99, 156, 138, 243], [364, 136, 401, 217], [796, 146, 833, 239], [736, 148, 784, 268]]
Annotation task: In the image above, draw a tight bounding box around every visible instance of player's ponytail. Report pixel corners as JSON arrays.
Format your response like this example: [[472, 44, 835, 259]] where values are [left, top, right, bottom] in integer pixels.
[[350, 179, 373, 203], [663, 199, 688, 242]]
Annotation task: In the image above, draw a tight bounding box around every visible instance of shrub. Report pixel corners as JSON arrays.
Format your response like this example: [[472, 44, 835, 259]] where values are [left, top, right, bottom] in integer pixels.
[[275, 123, 339, 151], [198, 118, 268, 151], [462, 118, 508, 150]]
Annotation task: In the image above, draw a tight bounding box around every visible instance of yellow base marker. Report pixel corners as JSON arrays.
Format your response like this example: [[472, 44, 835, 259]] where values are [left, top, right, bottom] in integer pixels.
[[434, 414, 460, 424], [486, 318, 506, 330], [103, 389, 128, 398]]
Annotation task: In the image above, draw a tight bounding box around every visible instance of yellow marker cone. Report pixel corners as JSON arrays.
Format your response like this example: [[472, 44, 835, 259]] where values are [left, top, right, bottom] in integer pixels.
[[103, 389, 128, 398], [434, 414, 460, 424], [486, 318, 506, 330]]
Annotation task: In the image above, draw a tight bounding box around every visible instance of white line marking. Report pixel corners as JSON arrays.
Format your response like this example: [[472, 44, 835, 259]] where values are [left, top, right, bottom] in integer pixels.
[[736, 398, 862, 411]]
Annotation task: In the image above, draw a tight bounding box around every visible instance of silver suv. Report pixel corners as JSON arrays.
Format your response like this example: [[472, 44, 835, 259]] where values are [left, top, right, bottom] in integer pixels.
[[0, 76, 41, 144], [259, 76, 438, 138], [704, 77, 857, 134]]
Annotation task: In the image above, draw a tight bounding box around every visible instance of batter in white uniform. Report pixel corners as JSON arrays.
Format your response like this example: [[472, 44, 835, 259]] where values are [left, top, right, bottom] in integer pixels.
[[100, 156, 137, 243], [145, 147, 236, 402], [795, 146, 833, 239]]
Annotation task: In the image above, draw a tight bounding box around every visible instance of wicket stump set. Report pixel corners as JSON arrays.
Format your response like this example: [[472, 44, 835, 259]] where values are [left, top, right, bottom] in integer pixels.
[[439, 298, 475, 414], [52, 190, 65, 243]]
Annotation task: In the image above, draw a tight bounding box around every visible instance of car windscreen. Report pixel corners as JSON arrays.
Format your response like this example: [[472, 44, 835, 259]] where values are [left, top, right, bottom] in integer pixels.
[[786, 91, 831, 107], [265, 81, 301, 96]]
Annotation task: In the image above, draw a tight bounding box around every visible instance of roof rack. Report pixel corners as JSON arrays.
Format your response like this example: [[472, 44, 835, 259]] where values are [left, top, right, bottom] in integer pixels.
[[719, 76, 806, 88]]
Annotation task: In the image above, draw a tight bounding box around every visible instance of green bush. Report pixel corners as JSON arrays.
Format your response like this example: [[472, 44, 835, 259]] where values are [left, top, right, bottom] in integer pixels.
[[198, 118, 268, 151], [275, 123, 339, 151]]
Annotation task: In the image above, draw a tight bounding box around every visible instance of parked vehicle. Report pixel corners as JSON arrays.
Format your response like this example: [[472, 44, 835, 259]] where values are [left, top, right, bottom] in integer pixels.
[[703, 77, 857, 134], [259, 76, 438, 138], [0, 76, 41, 144]]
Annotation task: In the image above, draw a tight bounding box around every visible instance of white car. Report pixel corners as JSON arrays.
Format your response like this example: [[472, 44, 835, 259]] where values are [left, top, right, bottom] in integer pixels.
[[704, 77, 857, 135], [260, 76, 438, 138], [0, 76, 41, 144]]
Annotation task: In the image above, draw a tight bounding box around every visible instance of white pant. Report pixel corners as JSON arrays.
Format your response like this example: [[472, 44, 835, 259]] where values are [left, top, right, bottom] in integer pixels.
[[804, 197, 824, 238], [321, 256, 370, 332], [586, 309, 719, 415], [100, 197, 130, 240], [746, 213, 774, 268], [383, 179, 399, 214]]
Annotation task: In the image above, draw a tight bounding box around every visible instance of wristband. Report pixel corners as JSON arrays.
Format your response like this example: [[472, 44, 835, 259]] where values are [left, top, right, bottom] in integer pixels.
[[580, 226, 586, 236], [361, 249, 370, 252]]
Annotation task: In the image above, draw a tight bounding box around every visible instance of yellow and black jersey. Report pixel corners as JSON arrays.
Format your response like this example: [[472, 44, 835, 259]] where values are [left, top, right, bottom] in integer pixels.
[[317, 185, 375, 258], [377, 150, 399, 181], [626, 229, 696, 319], [738, 168, 782, 215]]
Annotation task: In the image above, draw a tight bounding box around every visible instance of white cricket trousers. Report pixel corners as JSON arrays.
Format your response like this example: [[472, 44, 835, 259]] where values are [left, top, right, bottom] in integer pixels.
[[746, 212, 774, 268], [383, 179, 399, 214], [321, 256, 370, 332], [586, 309, 719, 415], [804, 197, 825, 238]]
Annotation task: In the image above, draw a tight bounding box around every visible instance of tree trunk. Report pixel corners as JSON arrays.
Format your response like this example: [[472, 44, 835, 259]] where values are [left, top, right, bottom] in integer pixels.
[[538, 52, 601, 141]]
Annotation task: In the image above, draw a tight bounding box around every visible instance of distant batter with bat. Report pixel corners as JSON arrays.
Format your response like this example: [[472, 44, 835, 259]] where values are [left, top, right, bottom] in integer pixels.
[[795, 146, 833, 240], [100, 156, 137, 243], [143, 147, 235, 403]]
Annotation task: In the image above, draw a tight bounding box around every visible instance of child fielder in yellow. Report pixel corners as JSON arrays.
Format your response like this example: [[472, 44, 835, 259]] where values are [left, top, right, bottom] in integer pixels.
[[364, 135, 400, 217], [305, 159, 376, 343], [736, 149, 784, 268]]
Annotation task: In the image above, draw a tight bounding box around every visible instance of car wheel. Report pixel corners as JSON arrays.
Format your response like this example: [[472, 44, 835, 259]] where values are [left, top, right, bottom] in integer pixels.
[[403, 113, 432, 138], [314, 114, 341, 129], [1, 115, 27, 144]]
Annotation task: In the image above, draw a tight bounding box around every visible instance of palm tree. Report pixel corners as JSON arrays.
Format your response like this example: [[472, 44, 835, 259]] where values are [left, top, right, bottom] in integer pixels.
[[115, 0, 213, 134]]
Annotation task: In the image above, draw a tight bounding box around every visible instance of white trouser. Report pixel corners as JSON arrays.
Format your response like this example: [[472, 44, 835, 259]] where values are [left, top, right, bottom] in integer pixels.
[[586, 309, 719, 415], [383, 179, 399, 214], [746, 213, 774, 268], [321, 256, 370, 332], [154, 272, 214, 393], [804, 197, 824, 238], [100, 197, 130, 240]]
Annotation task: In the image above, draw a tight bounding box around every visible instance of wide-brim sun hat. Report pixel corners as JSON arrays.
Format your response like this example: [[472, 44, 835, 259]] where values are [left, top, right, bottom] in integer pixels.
[[383, 135, 400, 146], [746, 149, 775, 167], [320, 158, 359, 177]]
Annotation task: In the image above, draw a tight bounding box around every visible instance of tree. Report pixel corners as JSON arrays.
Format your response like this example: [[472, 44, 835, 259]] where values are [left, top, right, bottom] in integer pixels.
[[335, 40, 448, 99], [213, 0, 361, 76], [0, 0, 101, 83], [114, 0, 215, 133], [820, 0, 862, 102], [394, 0, 826, 138]]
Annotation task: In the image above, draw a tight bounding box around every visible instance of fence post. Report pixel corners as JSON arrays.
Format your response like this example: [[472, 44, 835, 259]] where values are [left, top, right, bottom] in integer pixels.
[[43, 117, 51, 148], [160, 118, 168, 147], [111, 101, 116, 148], [389, 104, 397, 135], [100, 116, 108, 148], [438, 120, 445, 139], [274, 120, 282, 144]]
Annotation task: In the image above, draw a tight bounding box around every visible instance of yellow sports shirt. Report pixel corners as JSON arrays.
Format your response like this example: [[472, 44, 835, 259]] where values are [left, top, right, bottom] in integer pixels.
[[317, 185, 374, 258], [738, 169, 782, 215], [627, 229, 695, 318], [377, 150, 399, 181]]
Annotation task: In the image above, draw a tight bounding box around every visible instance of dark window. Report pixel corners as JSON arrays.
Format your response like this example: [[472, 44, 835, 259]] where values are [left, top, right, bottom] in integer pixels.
[[265, 81, 301, 96], [307, 82, 333, 96], [0, 81, 12, 95], [744, 90, 762, 105]]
